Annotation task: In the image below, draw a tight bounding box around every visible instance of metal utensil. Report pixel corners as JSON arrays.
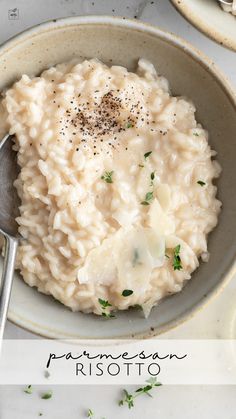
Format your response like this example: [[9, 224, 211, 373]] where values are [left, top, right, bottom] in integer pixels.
[[0, 134, 20, 340]]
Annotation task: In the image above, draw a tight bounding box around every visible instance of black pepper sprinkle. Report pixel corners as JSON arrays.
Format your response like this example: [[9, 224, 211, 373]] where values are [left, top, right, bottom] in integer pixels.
[[57, 87, 149, 155]]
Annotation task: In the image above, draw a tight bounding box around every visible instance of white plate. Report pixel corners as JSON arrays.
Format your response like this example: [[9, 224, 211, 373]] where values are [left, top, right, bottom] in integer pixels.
[[171, 0, 236, 51]]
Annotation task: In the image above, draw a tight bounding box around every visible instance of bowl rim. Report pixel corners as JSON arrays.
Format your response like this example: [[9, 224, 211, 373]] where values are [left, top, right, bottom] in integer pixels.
[[1, 14, 236, 339], [170, 0, 236, 52]]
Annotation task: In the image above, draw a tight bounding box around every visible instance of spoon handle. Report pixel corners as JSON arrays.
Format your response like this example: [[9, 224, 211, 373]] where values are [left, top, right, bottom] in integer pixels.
[[0, 235, 18, 340]]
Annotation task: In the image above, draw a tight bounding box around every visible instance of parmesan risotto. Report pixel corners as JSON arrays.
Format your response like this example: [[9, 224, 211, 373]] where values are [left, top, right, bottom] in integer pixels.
[[3, 59, 221, 317]]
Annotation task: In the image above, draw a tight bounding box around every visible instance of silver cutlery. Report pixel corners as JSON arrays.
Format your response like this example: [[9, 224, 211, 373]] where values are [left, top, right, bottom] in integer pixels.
[[0, 134, 20, 340]]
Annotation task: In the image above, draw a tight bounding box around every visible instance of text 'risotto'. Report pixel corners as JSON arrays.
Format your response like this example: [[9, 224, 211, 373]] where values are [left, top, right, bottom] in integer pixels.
[[3, 59, 221, 317]]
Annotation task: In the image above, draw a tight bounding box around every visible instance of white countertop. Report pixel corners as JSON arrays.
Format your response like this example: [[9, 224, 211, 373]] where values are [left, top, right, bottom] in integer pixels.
[[1, 0, 236, 418]]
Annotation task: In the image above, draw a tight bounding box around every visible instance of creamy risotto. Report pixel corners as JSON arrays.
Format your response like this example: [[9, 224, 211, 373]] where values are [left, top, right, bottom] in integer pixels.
[[2, 59, 221, 317]]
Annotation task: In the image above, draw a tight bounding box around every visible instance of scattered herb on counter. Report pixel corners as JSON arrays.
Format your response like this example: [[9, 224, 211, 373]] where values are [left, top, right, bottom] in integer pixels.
[[87, 409, 94, 418], [197, 180, 206, 186], [144, 151, 152, 159], [119, 377, 162, 409], [165, 254, 170, 259], [38, 414, 43, 417], [138, 164, 144, 168], [24, 385, 33, 395], [98, 298, 115, 318], [101, 171, 114, 183], [172, 244, 183, 271], [119, 389, 134, 409], [122, 289, 134, 297], [41, 391, 53, 400], [141, 191, 154, 205], [136, 376, 162, 396]]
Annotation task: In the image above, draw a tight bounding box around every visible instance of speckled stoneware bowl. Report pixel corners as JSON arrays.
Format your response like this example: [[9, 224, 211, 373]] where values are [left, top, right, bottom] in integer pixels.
[[0, 16, 236, 339], [171, 0, 236, 52]]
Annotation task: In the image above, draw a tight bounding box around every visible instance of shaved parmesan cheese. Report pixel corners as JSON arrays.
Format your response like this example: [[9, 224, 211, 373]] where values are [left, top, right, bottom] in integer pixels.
[[77, 227, 165, 296], [77, 237, 116, 285], [148, 199, 175, 236], [156, 184, 171, 211], [112, 207, 139, 227]]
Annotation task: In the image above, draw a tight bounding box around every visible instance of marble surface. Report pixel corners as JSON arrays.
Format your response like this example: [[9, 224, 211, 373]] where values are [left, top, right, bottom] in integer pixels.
[[1, 0, 236, 417]]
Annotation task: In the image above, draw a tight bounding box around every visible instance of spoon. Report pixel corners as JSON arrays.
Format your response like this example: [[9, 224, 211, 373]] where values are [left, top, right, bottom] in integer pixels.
[[0, 134, 20, 340]]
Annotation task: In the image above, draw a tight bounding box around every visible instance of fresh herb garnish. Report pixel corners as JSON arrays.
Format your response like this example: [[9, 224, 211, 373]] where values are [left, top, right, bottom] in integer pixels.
[[132, 248, 142, 266], [172, 244, 183, 271], [122, 289, 134, 297], [41, 391, 52, 400], [197, 180, 206, 186], [193, 132, 199, 136], [150, 171, 155, 186], [127, 122, 133, 128], [101, 171, 114, 184], [144, 151, 152, 159], [98, 298, 115, 318], [24, 385, 33, 395], [98, 298, 112, 309], [141, 191, 154, 205], [119, 377, 162, 409], [87, 409, 94, 418]]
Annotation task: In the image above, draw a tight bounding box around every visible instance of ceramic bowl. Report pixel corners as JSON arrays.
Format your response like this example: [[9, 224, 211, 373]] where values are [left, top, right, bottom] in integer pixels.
[[0, 16, 236, 339], [171, 0, 236, 52]]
